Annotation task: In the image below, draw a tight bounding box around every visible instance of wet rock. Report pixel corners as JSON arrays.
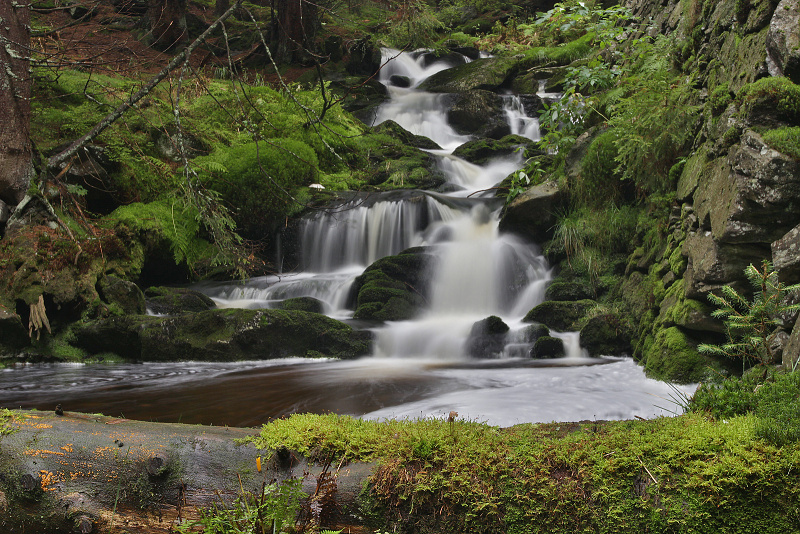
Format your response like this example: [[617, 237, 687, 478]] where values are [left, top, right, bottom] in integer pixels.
[[351, 247, 434, 321], [418, 56, 520, 93], [545, 281, 594, 302], [766, 0, 800, 82], [0, 199, 9, 225], [73, 309, 371, 361], [447, 90, 510, 139], [523, 299, 596, 332], [532, 336, 564, 359], [580, 315, 631, 356], [144, 287, 215, 315], [373, 120, 442, 150], [452, 135, 533, 166], [465, 316, 510, 358], [98, 275, 146, 315], [388, 74, 412, 88], [279, 297, 325, 314], [415, 50, 469, 68], [346, 38, 382, 77], [499, 181, 565, 243]]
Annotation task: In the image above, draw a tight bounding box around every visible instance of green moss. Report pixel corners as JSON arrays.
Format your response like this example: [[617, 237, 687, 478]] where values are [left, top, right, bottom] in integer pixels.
[[738, 76, 800, 125], [644, 326, 714, 383], [761, 126, 800, 160], [708, 83, 732, 116], [577, 130, 624, 206], [668, 245, 688, 275], [249, 412, 800, 534]]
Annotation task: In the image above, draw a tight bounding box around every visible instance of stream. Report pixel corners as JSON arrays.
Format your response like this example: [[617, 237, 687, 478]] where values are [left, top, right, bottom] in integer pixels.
[[0, 49, 696, 427]]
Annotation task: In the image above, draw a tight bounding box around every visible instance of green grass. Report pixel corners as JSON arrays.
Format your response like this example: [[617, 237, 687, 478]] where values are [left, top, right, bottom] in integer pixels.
[[249, 412, 800, 533]]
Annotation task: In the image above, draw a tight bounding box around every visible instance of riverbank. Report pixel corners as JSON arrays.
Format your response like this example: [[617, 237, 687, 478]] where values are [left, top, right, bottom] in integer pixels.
[[2, 409, 798, 534]]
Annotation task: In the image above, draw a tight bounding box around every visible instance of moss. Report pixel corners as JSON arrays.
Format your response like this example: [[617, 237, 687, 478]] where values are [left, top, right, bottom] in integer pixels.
[[668, 245, 688, 275], [643, 326, 714, 383], [523, 299, 597, 331], [577, 129, 625, 206], [738, 76, 800, 125], [708, 83, 732, 116], [761, 126, 800, 160]]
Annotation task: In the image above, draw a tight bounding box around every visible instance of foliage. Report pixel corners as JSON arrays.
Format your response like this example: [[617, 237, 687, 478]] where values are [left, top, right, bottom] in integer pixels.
[[250, 412, 800, 534], [549, 205, 638, 268], [576, 129, 625, 206], [761, 126, 800, 161], [383, 0, 445, 49], [698, 261, 800, 368], [505, 157, 545, 203], [177, 478, 306, 534]]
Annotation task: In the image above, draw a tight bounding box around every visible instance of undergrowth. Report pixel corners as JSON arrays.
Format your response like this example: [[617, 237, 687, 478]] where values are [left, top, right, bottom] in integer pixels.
[[250, 413, 800, 534]]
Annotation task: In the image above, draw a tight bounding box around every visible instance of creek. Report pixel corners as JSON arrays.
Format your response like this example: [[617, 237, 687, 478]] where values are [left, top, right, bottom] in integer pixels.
[[0, 50, 695, 427]]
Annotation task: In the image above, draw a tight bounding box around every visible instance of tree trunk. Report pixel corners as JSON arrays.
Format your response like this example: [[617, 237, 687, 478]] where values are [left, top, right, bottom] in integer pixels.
[[147, 0, 188, 51], [0, 1, 35, 206], [0, 410, 374, 533], [273, 0, 318, 63]]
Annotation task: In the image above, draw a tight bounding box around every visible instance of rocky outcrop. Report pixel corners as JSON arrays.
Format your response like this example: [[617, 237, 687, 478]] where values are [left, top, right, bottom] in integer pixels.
[[766, 0, 800, 82], [144, 286, 216, 315], [499, 181, 565, 243], [452, 135, 535, 165], [523, 299, 596, 332], [73, 309, 371, 361], [351, 247, 434, 321], [447, 90, 510, 139], [418, 56, 521, 93]]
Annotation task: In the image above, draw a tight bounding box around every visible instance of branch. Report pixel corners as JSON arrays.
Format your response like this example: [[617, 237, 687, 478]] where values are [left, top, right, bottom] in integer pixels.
[[47, 0, 245, 170]]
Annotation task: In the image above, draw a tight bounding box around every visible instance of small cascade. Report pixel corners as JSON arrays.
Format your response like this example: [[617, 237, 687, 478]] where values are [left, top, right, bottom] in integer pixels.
[[502, 95, 542, 141]]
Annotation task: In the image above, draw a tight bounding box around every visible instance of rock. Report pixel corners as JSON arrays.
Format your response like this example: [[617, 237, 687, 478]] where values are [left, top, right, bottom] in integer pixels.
[[465, 316, 510, 358], [373, 120, 442, 150], [0, 309, 29, 354], [682, 232, 769, 298], [451, 135, 533, 166], [499, 181, 565, 243], [580, 315, 631, 356], [279, 297, 325, 314], [73, 309, 371, 361], [767, 329, 790, 364], [642, 326, 713, 383], [4, 195, 59, 238], [388, 74, 412, 88], [447, 90, 510, 139], [523, 300, 596, 332], [415, 50, 469, 68], [782, 313, 800, 368], [772, 223, 800, 282], [144, 287, 216, 315], [418, 56, 520, 93], [153, 128, 210, 162], [346, 38, 382, 77], [766, 0, 800, 83], [532, 336, 564, 359], [351, 247, 434, 321], [0, 199, 9, 224], [343, 78, 389, 124], [98, 275, 146, 315], [544, 281, 594, 302]]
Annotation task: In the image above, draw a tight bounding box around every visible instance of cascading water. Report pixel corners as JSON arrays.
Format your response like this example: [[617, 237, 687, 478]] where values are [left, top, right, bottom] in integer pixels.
[[0, 50, 698, 428]]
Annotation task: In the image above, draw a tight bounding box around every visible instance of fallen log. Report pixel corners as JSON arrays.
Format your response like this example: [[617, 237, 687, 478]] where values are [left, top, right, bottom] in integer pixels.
[[0, 410, 374, 534]]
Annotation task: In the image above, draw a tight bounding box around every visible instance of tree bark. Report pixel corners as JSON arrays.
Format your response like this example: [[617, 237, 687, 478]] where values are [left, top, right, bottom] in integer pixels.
[[147, 0, 189, 51], [0, 410, 374, 533], [274, 0, 318, 63], [0, 1, 35, 206]]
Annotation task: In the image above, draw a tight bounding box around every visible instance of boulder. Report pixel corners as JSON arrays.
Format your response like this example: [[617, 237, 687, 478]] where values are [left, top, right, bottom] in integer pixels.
[[782, 313, 800, 368], [451, 135, 534, 166], [693, 131, 800, 245], [98, 275, 146, 315], [682, 232, 769, 298], [345, 38, 382, 77], [418, 56, 520, 93], [73, 309, 371, 361], [447, 90, 510, 139], [544, 281, 594, 302], [580, 315, 631, 356], [523, 299, 596, 332], [388, 74, 412, 88], [279, 297, 325, 314], [767, 0, 800, 82], [373, 120, 442, 150], [641, 326, 715, 383], [532, 336, 565, 359], [499, 181, 565, 243], [772, 223, 800, 282], [465, 316, 510, 358], [144, 286, 216, 315], [351, 247, 434, 321]]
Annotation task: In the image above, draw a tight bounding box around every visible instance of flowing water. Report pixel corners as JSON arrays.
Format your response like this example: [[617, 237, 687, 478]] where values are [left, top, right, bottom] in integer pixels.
[[0, 50, 696, 427]]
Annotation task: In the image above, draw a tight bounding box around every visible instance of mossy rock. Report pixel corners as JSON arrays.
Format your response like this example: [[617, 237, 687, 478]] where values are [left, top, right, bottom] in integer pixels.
[[532, 335, 565, 359], [98, 275, 146, 315], [144, 286, 216, 315], [642, 326, 715, 383], [0, 309, 30, 355], [544, 281, 594, 302], [372, 120, 442, 150], [278, 297, 325, 314], [523, 299, 597, 332], [580, 315, 631, 357], [72, 309, 371, 361], [447, 90, 510, 139], [451, 135, 534, 166], [365, 142, 446, 189], [352, 247, 434, 321], [418, 56, 521, 93], [465, 315, 510, 359]]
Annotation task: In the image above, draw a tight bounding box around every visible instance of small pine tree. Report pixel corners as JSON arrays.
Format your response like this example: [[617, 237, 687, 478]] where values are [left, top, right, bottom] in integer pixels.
[[698, 261, 800, 368]]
